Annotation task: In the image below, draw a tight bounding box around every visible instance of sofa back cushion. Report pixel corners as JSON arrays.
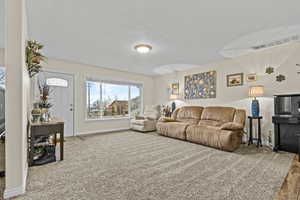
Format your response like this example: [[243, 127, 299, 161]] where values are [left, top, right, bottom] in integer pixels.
[[198, 120, 224, 127], [201, 106, 236, 123], [233, 109, 246, 126], [173, 106, 203, 124], [144, 105, 161, 120]]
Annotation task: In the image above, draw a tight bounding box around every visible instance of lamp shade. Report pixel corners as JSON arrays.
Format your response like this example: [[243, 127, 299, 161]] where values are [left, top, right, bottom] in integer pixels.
[[249, 86, 264, 97]]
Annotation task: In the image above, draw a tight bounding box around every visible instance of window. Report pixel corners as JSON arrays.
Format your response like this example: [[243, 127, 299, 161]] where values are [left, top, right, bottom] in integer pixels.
[[130, 85, 142, 116], [86, 80, 142, 120], [0, 67, 5, 89]]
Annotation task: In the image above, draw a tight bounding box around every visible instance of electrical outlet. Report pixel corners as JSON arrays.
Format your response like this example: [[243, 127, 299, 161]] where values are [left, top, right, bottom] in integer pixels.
[[268, 130, 273, 146]]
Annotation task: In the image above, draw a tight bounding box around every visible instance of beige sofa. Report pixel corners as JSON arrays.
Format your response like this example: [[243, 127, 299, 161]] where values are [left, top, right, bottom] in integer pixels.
[[156, 106, 246, 152]]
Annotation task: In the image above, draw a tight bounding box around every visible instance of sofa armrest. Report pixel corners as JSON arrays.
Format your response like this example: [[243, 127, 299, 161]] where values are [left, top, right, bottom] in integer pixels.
[[220, 122, 244, 131], [158, 117, 178, 122]]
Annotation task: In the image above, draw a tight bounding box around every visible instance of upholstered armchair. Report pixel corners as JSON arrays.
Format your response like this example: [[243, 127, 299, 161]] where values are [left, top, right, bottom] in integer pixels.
[[130, 105, 161, 132]]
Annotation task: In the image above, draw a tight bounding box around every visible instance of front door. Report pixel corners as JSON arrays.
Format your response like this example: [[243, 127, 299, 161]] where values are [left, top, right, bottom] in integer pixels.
[[38, 71, 74, 137]]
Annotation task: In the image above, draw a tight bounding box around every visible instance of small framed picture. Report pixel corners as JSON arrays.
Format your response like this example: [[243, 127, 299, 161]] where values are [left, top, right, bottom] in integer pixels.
[[227, 73, 243, 87], [171, 83, 179, 95], [246, 74, 257, 82]]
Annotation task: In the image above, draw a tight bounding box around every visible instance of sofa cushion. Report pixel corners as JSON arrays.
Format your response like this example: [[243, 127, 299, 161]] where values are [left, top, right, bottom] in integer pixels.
[[175, 106, 203, 124], [156, 122, 189, 140], [201, 106, 236, 123], [130, 118, 157, 132], [198, 120, 224, 127], [158, 117, 178, 122], [131, 119, 149, 126], [186, 125, 242, 152], [220, 122, 244, 131], [144, 105, 161, 120]]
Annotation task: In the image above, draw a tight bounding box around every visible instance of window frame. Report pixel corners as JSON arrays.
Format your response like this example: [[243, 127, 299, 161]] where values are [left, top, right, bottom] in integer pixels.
[[85, 77, 143, 121]]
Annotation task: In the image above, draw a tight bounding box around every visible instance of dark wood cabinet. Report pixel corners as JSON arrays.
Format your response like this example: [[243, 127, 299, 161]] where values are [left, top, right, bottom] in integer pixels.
[[273, 94, 300, 161], [272, 116, 300, 154], [28, 120, 64, 166]]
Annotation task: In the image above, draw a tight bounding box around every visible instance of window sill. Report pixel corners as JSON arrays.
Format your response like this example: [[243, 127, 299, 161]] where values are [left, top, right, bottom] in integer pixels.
[[85, 117, 132, 122]]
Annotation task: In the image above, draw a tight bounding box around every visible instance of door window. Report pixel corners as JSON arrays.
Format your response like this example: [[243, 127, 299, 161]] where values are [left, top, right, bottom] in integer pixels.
[[46, 78, 68, 87]]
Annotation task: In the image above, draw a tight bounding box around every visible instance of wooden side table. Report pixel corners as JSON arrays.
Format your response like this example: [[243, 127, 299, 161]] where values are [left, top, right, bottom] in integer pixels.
[[28, 119, 64, 166], [248, 116, 263, 148]]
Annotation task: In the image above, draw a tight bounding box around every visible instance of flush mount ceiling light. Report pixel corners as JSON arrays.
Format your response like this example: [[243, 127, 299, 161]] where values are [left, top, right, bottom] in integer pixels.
[[134, 44, 152, 54]]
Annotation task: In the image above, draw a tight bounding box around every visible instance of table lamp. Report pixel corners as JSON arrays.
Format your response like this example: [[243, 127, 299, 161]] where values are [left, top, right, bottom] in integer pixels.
[[249, 86, 264, 117]]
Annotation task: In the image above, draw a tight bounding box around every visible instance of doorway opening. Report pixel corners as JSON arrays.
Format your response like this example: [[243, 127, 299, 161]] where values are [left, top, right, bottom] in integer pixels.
[[36, 71, 75, 137]]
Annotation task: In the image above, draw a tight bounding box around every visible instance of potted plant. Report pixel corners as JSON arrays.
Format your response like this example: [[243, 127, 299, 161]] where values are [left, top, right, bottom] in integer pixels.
[[26, 40, 47, 78], [37, 80, 53, 122]]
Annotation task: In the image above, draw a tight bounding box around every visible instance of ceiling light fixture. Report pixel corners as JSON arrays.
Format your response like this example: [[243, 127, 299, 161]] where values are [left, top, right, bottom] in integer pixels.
[[134, 44, 152, 54]]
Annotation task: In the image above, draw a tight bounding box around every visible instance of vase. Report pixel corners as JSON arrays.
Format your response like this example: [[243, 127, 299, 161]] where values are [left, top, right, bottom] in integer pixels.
[[31, 103, 41, 123], [251, 99, 260, 117], [40, 108, 50, 122], [32, 114, 40, 123]]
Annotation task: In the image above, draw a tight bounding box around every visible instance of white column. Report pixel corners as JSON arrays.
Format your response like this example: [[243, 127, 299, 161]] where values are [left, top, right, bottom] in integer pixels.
[[4, 0, 29, 198]]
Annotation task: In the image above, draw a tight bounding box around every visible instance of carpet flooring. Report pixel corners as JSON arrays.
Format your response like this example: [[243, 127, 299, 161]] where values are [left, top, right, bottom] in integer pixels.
[[11, 131, 293, 200], [275, 155, 300, 200], [0, 142, 4, 200]]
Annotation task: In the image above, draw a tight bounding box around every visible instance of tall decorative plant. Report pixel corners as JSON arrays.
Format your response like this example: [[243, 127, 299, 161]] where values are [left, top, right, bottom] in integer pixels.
[[38, 80, 53, 109], [37, 80, 53, 122], [26, 40, 47, 78]]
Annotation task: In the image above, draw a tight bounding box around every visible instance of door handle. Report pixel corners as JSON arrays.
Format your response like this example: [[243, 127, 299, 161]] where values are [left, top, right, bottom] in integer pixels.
[[70, 108, 73, 111]]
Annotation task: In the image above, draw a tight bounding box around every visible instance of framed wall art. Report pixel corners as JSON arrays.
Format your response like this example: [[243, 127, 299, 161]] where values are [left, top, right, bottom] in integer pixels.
[[184, 71, 216, 99], [246, 74, 257, 82], [227, 73, 243, 87], [171, 83, 179, 95]]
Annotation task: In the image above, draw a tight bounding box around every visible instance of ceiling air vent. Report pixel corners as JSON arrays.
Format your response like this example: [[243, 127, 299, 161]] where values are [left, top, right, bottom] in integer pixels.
[[251, 35, 300, 50]]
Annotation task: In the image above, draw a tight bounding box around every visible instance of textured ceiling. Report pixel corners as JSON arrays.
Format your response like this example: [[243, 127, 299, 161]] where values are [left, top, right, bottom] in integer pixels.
[[1, 0, 300, 75]]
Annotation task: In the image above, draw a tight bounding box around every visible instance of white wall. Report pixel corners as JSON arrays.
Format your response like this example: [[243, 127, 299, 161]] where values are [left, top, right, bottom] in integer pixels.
[[41, 59, 155, 135], [4, 0, 30, 198], [154, 42, 300, 145], [0, 48, 4, 66]]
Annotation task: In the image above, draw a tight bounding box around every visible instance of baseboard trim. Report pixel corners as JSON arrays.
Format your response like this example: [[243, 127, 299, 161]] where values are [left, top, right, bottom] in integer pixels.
[[4, 163, 28, 199], [23, 163, 28, 188], [4, 184, 25, 199], [76, 127, 130, 136]]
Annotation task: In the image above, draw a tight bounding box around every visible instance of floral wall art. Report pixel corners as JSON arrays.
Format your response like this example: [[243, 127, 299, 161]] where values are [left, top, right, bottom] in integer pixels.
[[184, 71, 216, 99]]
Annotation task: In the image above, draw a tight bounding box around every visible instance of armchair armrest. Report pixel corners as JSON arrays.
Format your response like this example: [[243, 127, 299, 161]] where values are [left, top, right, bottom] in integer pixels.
[[158, 117, 178, 122], [220, 122, 244, 131], [135, 116, 145, 120]]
